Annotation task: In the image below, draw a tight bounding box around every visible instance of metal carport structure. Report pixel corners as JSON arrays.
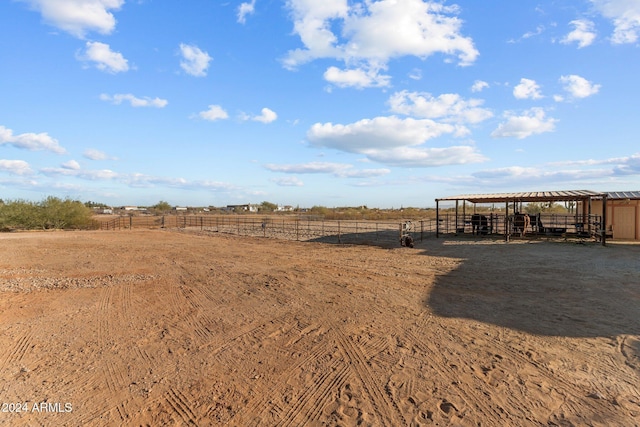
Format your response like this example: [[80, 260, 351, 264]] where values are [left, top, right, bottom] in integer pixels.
[[434, 190, 608, 245]]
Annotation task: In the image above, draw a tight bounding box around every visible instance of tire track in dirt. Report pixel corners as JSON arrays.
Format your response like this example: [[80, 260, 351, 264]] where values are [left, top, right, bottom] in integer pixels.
[[276, 361, 350, 427], [163, 388, 199, 426], [402, 317, 618, 424], [172, 312, 219, 345], [87, 276, 172, 426], [120, 280, 133, 318], [94, 280, 134, 423], [333, 326, 408, 426], [359, 334, 392, 364], [96, 285, 114, 348], [197, 311, 294, 354], [226, 323, 332, 426], [0, 330, 34, 373], [179, 285, 206, 311], [620, 335, 640, 371], [478, 332, 630, 421], [401, 324, 501, 422]]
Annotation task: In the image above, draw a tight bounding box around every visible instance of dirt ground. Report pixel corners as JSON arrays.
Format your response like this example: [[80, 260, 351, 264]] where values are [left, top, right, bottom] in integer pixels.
[[0, 229, 638, 426]]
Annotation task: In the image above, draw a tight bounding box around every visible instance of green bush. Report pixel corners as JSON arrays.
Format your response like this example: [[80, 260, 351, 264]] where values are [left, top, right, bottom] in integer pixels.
[[0, 197, 95, 231]]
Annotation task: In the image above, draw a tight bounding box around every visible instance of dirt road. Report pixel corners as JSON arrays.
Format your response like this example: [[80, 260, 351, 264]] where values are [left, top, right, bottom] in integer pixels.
[[0, 230, 638, 426]]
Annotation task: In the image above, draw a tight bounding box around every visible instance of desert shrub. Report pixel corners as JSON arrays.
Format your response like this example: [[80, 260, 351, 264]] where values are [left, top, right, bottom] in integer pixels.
[[150, 200, 172, 214], [0, 200, 40, 230], [0, 197, 95, 231]]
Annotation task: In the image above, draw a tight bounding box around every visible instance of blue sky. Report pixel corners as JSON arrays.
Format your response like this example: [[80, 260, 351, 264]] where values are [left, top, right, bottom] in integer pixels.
[[1, 0, 639, 208]]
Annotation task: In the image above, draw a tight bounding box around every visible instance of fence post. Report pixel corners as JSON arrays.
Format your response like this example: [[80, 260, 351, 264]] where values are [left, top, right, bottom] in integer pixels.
[[338, 221, 341, 243], [296, 220, 299, 241], [420, 220, 424, 241], [129, 215, 133, 230]]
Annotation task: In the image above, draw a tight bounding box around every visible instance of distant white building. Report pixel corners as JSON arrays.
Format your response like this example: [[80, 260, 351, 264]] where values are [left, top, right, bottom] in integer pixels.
[[226, 204, 257, 212], [276, 205, 294, 212]]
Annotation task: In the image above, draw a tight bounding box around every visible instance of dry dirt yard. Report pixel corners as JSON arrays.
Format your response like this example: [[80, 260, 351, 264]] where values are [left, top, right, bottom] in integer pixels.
[[0, 229, 639, 426]]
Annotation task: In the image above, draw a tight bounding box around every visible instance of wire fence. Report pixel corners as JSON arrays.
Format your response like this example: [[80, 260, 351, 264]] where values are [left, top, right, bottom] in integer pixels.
[[435, 212, 604, 239], [97, 212, 605, 245], [98, 215, 439, 246]]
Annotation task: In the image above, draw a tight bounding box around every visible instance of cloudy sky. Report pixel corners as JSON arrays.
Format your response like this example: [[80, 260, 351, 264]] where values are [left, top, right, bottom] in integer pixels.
[[1, 0, 639, 208]]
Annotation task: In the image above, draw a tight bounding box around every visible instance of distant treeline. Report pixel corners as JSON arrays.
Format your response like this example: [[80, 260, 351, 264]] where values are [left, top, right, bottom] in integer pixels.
[[0, 197, 95, 231], [304, 206, 437, 220]]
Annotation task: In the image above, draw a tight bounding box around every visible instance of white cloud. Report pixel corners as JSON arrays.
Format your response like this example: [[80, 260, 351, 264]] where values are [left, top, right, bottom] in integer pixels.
[[323, 66, 391, 88], [20, 0, 124, 38], [197, 105, 229, 121], [339, 168, 391, 178], [40, 167, 238, 192], [388, 91, 493, 125], [591, 0, 640, 44], [284, 0, 478, 88], [513, 78, 543, 100], [548, 153, 640, 176], [308, 116, 456, 153], [561, 19, 597, 48], [238, 0, 256, 24], [179, 43, 212, 77], [83, 148, 116, 160], [471, 80, 489, 92], [522, 25, 545, 40], [61, 160, 81, 170], [100, 93, 168, 108], [79, 41, 129, 73], [473, 166, 543, 180], [265, 162, 353, 174], [306, 116, 486, 167], [408, 68, 423, 81], [559, 74, 601, 98], [40, 166, 119, 180], [271, 176, 304, 187], [264, 161, 391, 178], [491, 108, 558, 139], [469, 163, 617, 186], [364, 145, 487, 167], [0, 125, 66, 154], [252, 108, 278, 123], [0, 159, 33, 175], [612, 153, 640, 175]]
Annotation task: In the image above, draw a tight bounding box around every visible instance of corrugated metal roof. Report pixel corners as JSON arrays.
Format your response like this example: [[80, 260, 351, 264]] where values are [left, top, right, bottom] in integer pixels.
[[436, 190, 606, 204], [606, 191, 640, 200]]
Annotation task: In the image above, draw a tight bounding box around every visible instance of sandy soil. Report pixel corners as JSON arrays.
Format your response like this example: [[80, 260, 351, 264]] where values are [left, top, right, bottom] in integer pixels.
[[0, 229, 639, 426]]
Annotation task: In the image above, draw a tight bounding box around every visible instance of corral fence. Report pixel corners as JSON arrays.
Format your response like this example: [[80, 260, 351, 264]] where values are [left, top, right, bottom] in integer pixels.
[[435, 212, 605, 240], [98, 215, 439, 246], [97, 212, 604, 245]]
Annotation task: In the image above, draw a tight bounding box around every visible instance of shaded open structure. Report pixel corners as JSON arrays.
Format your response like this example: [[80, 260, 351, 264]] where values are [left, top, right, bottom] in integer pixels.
[[435, 190, 608, 245]]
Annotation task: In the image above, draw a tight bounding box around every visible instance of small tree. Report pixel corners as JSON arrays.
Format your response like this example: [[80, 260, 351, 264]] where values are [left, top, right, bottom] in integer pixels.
[[0, 197, 93, 230], [259, 201, 278, 212], [40, 197, 93, 229], [151, 200, 172, 214]]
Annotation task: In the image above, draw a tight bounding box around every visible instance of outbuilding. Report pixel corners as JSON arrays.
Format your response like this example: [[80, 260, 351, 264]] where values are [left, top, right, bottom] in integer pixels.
[[434, 190, 609, 245], [590, 191, 640, 241]]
